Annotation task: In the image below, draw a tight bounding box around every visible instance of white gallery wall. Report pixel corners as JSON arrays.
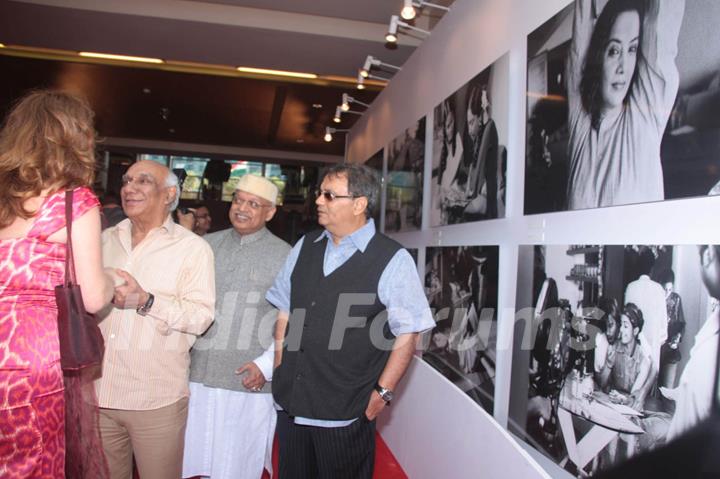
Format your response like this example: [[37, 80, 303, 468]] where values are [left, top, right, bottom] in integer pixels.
[[346, 0, 720, 477]]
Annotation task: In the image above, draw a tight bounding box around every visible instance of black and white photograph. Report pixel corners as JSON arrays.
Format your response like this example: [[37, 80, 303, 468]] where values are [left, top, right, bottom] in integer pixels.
[[430, 54, 508, 227], [364, 148, 384, 227], [524, 0, 720, 214], [423, 246, 499, 413], [508, 244, 720, 477], [385, 117, 425, 233]]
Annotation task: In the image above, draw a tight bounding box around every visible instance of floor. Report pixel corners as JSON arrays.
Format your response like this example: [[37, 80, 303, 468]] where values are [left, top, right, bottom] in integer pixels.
[[141, 432, 408, 479]]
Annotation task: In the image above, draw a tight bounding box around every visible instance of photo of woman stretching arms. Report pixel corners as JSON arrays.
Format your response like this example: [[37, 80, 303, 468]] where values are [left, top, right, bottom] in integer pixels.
[[566, 0, 685, 210]]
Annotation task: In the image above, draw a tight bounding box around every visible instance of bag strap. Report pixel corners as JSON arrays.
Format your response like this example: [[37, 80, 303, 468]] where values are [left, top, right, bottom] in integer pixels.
[[65, 189, 77, 287]]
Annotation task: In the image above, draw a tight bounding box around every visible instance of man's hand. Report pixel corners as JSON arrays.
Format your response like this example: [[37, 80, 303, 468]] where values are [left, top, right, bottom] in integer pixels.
[[364, 389, 387, 421], [177, 208, 196, 231], [236, 361, 266, 392], [112, 270, 149, 309]]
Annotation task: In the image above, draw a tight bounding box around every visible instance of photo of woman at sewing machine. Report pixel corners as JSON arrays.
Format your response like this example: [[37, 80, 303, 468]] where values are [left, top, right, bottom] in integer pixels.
[[429, 54, 508, 227], [422, 246, 499, 413], [509, 244, 720, 477]]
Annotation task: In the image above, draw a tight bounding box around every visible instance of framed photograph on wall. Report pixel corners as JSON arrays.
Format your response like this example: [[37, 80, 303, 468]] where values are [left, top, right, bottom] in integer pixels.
[[364, 148, 384, 228], [423, 246, 499, 413], [508, 243, 719, 477], [524, 0, 720, 214], [385, 117, 425, 233], [430, 54, 508, 227]]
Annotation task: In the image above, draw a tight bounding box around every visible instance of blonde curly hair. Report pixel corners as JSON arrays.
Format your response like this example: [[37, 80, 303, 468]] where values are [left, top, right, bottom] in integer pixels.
[[0, 90, 97, 228]]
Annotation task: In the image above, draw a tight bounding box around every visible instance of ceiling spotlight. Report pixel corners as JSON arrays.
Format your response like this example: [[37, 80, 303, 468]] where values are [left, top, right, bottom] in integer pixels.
[[333, 106, 342, 123], [342, 93, 370, 111], [401, 1, 450, 21], [401, 0, 416, 20], [324, 126, 349, 143], [385, 14, 431, 43], [357, 72, 366, 89], [386, 15, 400, 43], [361, 55, 373, 78], [360, 55, 401, 79]]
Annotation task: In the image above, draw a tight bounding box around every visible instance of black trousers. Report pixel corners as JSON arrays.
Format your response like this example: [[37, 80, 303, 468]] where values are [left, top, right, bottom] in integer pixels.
[[276, 410, 376, 479]]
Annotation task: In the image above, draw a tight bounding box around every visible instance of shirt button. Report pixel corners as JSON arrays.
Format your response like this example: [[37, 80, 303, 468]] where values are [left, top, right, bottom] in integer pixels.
[[311, 301, 316, 306], [296, 373, 303, 380], [110, 333, 116, 339]]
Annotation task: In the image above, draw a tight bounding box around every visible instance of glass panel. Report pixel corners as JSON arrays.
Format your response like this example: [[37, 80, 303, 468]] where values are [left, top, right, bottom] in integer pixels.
[[264, 163, 287, 206], [138, 154, 168, 166], [222, 161, 264, 201], [170, 156, 209, 199]]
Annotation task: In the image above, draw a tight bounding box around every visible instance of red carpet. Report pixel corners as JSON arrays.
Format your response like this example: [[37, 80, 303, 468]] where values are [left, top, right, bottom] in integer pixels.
[[260, 432, 407, 479]]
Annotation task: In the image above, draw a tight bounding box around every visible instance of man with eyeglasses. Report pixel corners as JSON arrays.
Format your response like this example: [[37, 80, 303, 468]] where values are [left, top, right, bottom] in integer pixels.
[[666, 245, 720, 440], [97, 159, 216, 479], [193, 204, 212, 236], [266, 163, 434, 478], [183, 174, 290, 479]]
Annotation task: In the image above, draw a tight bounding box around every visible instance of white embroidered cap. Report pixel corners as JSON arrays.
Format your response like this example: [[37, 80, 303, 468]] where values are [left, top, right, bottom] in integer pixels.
[[236, 174, 278, 205]]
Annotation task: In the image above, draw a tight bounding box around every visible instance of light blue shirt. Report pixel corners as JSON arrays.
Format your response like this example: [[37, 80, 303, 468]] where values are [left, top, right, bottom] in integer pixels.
[[266, 219, 434, 427]]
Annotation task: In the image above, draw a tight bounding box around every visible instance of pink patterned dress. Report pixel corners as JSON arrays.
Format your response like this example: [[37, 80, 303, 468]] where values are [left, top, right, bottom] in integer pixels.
[[0, 187, 99, 478]]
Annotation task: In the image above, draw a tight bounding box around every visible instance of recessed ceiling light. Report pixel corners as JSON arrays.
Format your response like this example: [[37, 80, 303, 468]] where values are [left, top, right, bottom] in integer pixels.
[[79, 51, 164, 64], [142, 88, 151, 94], [312, 104, 323, 109], [169, 128, 175, 134], [237, 66, 317, 79], [296, 138, 305, 143]]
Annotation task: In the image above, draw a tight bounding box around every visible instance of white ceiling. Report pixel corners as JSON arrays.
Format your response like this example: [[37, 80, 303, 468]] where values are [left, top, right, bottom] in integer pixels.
[[1, 0, 433, 77]]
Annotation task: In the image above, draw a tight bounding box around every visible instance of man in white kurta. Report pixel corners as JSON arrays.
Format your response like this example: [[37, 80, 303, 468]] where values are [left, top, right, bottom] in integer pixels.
[[666, 245, 720, 441], [182, 175, 291, 479], [625, 273, 668, 374]]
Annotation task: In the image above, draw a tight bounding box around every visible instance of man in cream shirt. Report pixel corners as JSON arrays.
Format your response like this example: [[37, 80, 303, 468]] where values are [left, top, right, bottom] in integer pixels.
[[97, 160, 215, 479]]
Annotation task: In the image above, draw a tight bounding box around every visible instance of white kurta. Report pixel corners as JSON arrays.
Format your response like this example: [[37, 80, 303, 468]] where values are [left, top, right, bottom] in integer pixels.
[[624, 275, 669, 373], [666, 309, 720, 441], [182, 382, 276, 479]]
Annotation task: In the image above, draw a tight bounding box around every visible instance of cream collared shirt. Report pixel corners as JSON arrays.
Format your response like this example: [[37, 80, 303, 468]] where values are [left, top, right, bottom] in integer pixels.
[[95, 216, 215, 410]]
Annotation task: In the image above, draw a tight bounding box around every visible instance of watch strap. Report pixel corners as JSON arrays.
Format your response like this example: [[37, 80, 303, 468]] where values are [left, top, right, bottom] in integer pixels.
[[374, 383, 393, 404], [137, 292, 155, 316]]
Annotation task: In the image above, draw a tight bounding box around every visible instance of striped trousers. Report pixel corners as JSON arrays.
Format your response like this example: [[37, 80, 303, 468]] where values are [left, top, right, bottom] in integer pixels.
[[276, 410, 375, 479]]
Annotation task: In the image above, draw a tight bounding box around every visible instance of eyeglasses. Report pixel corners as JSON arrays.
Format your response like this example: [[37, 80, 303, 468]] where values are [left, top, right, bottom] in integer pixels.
[[315, 189, 358, 201], [121, 174, 157, 188], [231, 193, 270, 210], [700, 245, 717, 268]]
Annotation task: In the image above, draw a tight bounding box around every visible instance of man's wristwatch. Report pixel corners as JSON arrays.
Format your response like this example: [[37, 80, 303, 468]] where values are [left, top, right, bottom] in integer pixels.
[[136, 292, 155, 316], [374, 383, 394, 405]]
